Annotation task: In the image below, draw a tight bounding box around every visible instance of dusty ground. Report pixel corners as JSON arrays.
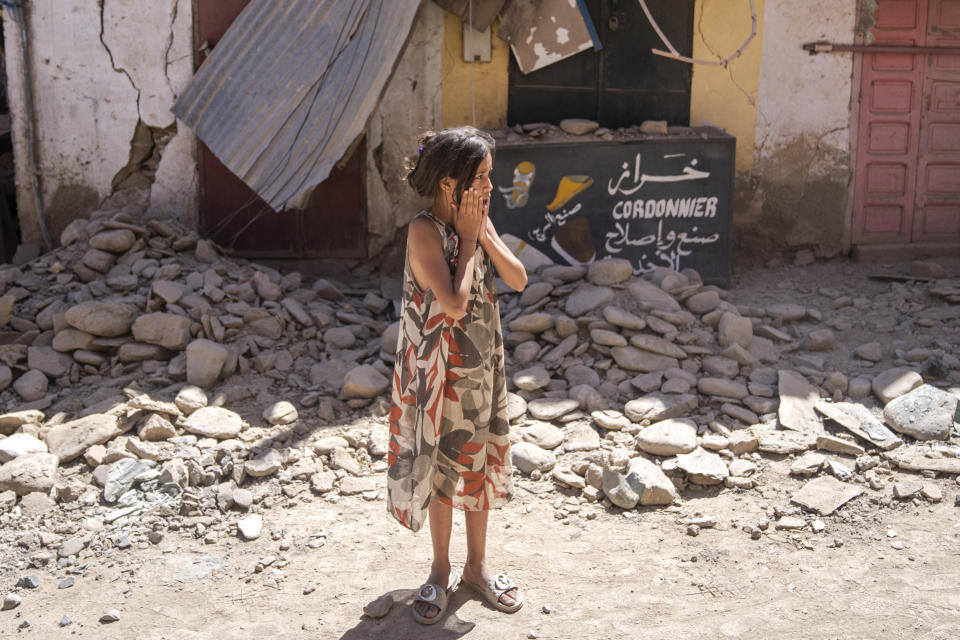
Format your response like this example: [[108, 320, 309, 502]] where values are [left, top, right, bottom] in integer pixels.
[[3, 255, 960, 639]]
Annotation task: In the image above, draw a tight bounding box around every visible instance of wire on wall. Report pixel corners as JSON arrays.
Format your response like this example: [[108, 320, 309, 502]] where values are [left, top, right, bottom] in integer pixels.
[[638, 0, 757, 68]]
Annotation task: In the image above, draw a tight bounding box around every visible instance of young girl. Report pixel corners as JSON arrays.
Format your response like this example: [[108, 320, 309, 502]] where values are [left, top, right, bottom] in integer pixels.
[[386, 126, 528, 624]]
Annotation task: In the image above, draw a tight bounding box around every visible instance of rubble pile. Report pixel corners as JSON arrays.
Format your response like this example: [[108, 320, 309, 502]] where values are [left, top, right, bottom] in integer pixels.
[[0, 208, 958, 598]]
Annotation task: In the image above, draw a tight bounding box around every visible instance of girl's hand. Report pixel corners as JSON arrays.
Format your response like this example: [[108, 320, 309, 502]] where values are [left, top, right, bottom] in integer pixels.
[[454, 188, 484, 243]]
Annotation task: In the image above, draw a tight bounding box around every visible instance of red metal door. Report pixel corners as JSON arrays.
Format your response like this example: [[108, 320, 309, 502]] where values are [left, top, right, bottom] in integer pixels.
[[914, 0, 960, 241], [192, 0, 367, 258], [853, 0, 926, 244], [853, 0, 960, 245]]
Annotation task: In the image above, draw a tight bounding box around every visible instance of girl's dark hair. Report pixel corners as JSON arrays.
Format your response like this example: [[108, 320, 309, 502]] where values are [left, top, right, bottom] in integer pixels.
[[407, 126, 495, 208]]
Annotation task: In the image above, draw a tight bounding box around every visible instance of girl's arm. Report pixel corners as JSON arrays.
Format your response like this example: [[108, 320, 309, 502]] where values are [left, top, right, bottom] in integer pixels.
[[479, 217, 528, 292], [408, 190, 486, 320]]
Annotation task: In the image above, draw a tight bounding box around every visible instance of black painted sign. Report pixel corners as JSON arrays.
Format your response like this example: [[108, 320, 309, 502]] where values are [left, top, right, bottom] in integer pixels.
[[489, 128, 735, 286]]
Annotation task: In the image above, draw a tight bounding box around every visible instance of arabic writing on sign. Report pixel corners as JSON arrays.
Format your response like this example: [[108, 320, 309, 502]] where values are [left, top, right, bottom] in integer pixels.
[[604, 220, 720, 272], [607, 153, 710, 196], [528, 203, 582, 243]]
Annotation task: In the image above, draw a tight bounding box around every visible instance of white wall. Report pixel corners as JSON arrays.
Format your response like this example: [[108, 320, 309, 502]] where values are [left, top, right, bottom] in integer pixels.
[[753, 0, 858, 256], [3, 0, 197, 247]]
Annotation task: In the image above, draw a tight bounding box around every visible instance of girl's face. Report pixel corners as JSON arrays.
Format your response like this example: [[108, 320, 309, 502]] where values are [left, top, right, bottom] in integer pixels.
[[468, 153, 493, 209]]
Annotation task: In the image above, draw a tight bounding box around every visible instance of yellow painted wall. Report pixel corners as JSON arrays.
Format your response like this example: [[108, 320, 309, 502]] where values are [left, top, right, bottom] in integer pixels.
[[441, 12, 509, 128], [689, 0, 765, 176]]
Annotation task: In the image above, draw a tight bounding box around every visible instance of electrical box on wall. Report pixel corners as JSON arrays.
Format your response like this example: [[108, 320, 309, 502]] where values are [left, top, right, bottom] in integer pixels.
[[462, 23, 491, 62]]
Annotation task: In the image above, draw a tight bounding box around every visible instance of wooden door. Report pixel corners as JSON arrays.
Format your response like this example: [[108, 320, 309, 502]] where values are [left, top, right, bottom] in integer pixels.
[[192, 0, 367, 258], [913, 0, 960, 241], [853, 0, 960, 245]]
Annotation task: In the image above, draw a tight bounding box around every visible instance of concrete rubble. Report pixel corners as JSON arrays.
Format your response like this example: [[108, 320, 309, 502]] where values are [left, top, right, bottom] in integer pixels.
[[0, 208, 958, 613]]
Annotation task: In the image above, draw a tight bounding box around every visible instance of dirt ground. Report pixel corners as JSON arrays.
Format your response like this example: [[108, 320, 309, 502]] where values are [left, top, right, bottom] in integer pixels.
[[3, 256, 960, 640]]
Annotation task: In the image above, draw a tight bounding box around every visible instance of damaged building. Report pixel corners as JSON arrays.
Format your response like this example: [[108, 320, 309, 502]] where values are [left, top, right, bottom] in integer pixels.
[[0, 0, 957, 269]]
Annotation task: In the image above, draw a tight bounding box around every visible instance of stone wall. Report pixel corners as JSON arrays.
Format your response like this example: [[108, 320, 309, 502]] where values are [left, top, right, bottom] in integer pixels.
[[3, 0, 197, 249]]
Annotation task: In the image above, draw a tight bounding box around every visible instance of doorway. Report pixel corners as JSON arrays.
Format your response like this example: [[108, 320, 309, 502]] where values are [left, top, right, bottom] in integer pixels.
[[852, 0, 960, 247]]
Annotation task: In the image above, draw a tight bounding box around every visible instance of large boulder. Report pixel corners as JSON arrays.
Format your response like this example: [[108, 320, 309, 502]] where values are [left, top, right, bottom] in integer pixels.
[[625, 457, 678, 506], [343, 365, 389, 399], [0, 452, 59, 495], [64, 301, 138, 337], [44, 414, 120, 463], [186, 339, 229, 387], [883, 385, 956, 441]]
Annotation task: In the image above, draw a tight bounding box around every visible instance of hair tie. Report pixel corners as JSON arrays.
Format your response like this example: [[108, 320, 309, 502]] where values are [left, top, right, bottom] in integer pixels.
[[417, 145, 424, 156]]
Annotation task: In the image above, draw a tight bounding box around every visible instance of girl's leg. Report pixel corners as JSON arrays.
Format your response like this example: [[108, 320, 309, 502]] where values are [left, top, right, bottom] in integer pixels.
[[463, 510, 518, 608], [414, 498, 453, 620]]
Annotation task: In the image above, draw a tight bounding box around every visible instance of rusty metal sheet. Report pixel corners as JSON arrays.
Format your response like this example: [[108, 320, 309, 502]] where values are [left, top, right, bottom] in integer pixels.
[[173, 0, 420, 212]]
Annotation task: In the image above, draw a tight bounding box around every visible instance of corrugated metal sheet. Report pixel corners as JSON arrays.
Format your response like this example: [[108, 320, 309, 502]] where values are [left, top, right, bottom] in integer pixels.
[[173, 0, 421, 212]]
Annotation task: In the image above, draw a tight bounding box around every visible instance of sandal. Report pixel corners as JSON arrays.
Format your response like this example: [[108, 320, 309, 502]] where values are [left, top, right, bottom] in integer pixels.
[[411, 569, 460, 625], [465, 573, 524, 613]]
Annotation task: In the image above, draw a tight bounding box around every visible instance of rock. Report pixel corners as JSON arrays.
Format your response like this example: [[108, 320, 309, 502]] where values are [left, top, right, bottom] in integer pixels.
[[65, 301, 138, 337], [183, 407, 243, 439], [563, 422, 601, 451], [629, 334, 686, 359], [602, 469, 640, 509], [82, 248, 115, 272], [100, 610, 121, 623], [611, 346, 679, 373], [186, 339, 229, 387], [382, 321, 400, 356], [0, 295, 13, 325], [58, 537, 87, 558], [814, 401, 901, 450], [313, 436, 350, 455], [509, 313, 554, 333], [27, 346, 71, 377], [718, 312, 752, 348], [527, 398, 578, 421], [635, 418, 697, 455], [802, 329, 836, 351], [625, 279, 681, 312], [514, 365, 551, 391], [727, 431, 759, 454], [697, 378, 748, 399], [90, 229, 136, 252], [363, 594, 393, 618], [920, 482, 942, 502], [511, 442, 556, 474], [520, 282, 553, 306], [686, 291, 720, 314], [565, 364, 601, 388], [790, 476, 863, 515], [591, 328, 627, 347], [872, 368, 923, 403], [603, 306, 647, 331], [588, 259, 633, 285], [0, 365, 11, 392], [676, 448, 728, 485], [0, 453, 59, 495], [591, 409, 631, 431], [815, 434, 865, 456], [152, 280, 183, 303], [640, 120, 668, 135], [13, 369, 48, 402], [16, 575, 39, 589], [551, 467, 586, 489], [263, 401, 298, 425], [766, 303, 806, 323], [245, 449, 283, 477], [728, 459, 757, 477], [19, 491, 55, 516], [559, 118, 599, 135], [52, 328, 96, 352], [884, 445, 960, 475], [520, 422, 565, 449], [324, 326, 356, 349], [790, 452, 826, 476], [328, 448, 361, 475], [702, 356, 739, 379], [624, 393, 698, 422], [756, 430, 817, 455], [310, 471, 336, 493], [910, 260, 945, 278], [0, 410, 43, 436], [343, 365, 389, 399], [45, 414, 120, 462], [118, 342, 171, 363], [777, 370, 823, 434], [339, 476, 378, 496], [175, 386, 208, 414], [0, 433, 48, 463], [882, 384, 955, 441], [893, 479, 923, 499], [132, 313, 193, 350], [854, 342, 883, 362], [238, 513, 263, 540], [775, 516, 806, 530], [625, 457, 678, 505], [721, 403, 759, 426], [565, 284, 615, 317], [2, 593, 21, 610], [103, 459, 155, 503], [138, 414, 177, 441]]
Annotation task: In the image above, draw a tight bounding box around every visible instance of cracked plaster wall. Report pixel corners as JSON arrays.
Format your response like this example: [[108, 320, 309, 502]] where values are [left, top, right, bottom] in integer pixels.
[[752, 0, 858, 257], [364, 1, 444, 259], [3, 0, 197, 248]]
